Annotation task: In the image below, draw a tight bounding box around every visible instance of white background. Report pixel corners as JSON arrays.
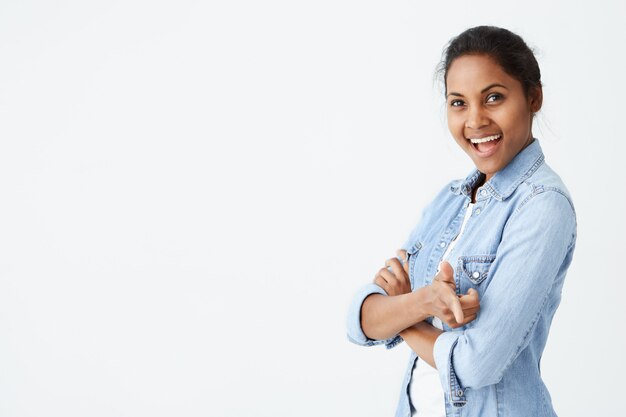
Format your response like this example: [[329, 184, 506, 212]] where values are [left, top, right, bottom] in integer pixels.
[[0, 1, 624, 416]]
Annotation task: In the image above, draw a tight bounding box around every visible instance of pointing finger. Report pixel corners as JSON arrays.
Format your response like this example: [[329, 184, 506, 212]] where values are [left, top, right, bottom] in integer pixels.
[[446, 290, 465, 323], [386, 257, 407, 281], [396, 249, 409, 275]]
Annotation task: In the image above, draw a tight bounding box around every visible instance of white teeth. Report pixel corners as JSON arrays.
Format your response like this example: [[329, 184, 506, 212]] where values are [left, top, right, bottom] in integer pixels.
[[468, 134, 502, 144]]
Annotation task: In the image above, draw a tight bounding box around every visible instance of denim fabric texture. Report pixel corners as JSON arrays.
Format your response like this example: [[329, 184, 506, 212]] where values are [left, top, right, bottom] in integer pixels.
[[346, 138, 577, 417]]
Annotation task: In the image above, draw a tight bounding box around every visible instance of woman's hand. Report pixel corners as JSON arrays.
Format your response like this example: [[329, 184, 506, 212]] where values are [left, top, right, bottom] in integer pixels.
[[373, 249, 411, 296], [371, 253, 480, 330], [424, 261, 480, 329]]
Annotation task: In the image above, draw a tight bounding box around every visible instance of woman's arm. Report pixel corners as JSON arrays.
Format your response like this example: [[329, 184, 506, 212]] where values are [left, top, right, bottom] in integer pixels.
[[432, 191, 577, 399], [360, 289, 432, 341], [361, 258, 479, 341], [399, 321, 443, 368]]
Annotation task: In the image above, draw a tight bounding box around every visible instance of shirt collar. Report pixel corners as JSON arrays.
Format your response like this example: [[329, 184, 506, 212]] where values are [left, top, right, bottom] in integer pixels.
[[449, 138, 545, 201]]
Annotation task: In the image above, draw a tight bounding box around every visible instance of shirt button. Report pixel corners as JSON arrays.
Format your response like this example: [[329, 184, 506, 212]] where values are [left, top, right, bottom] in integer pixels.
[[440, 242, 446, 248], [472, 271, 480, 279], [480, 189, 487, 195], [474, 208, 481, 215], [457, 389, 464, 396]]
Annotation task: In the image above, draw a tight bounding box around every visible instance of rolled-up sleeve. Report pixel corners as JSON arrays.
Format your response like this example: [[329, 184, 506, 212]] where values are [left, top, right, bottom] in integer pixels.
[[346, 283, 404, 349], [345, 233, 421, 349], [345, 195, 437, 350], [432, 189, 577, 407]]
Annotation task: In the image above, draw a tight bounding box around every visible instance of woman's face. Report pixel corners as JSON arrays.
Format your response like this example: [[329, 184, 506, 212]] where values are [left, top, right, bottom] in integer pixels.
[[445, 54, 542, 182]]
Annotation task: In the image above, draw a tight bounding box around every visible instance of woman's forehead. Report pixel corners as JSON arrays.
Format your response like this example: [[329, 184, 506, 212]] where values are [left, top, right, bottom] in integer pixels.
[[446, 54, 521, 94]]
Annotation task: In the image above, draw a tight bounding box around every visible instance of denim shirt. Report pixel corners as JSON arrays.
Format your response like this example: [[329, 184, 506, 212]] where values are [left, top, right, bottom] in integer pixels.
[[346, 138, 577, 417]]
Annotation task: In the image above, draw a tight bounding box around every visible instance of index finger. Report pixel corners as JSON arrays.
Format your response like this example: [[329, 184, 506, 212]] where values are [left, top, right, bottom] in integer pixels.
[[444, 289, 465, 323], [385, 257, 407, 280], [396, 249, 409, 275]]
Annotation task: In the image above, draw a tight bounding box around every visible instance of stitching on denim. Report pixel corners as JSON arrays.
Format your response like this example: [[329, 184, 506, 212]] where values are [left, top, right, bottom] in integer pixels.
[[449, 179, 462, 194], [446, 338, 467, 407], [448, 338, 458, 398], [385, 335, 403, 349], [460, 255, 496, 285], [513, 186, 578, 252], [513, 184, 575, 224], [539, 186, 578, 251], [452, 169, 483, 197], [408, 242, 421, 290], [502, 153, 545, 199], [459, 254, 496, 263], [408, 241, 422, 255], [405, 354, 419, 414], [490, 187, 576, 382], [484, 182, 503, 201]]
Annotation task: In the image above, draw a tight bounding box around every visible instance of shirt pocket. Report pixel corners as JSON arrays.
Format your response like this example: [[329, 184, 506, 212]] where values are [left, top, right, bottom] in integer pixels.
[[457, 254, 496, 296], [406, 241, 423, 290]]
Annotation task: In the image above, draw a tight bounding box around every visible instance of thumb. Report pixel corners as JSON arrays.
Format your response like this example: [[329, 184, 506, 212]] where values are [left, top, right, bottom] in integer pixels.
[[439, 261, 462, 322], [438, 261, 455, 285]]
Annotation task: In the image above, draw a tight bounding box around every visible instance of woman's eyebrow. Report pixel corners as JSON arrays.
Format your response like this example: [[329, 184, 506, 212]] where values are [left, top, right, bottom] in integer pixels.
[[481, 83, 508, 93], [446, 83, 509, 98]]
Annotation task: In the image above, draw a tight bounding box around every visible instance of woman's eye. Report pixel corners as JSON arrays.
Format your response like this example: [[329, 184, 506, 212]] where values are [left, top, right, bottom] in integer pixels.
[[486, 93, 502, 103], [450, 100, 464, 107]]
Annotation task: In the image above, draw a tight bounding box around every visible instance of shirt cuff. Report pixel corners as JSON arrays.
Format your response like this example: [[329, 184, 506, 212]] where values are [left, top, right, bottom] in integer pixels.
[[346, 283, 404, 349], [433, 330, 467, 408]]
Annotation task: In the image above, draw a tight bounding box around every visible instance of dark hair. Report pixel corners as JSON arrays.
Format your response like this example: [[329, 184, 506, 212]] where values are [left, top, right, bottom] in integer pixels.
[[437, 26, 542, 98]]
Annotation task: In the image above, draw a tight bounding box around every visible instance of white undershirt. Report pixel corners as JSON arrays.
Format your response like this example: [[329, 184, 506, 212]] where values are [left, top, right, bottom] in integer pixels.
[[409, 202, 475, 416]]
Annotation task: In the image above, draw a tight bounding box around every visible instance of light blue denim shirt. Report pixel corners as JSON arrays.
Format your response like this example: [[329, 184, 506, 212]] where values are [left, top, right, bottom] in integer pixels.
[[346, 138, 577, 417]]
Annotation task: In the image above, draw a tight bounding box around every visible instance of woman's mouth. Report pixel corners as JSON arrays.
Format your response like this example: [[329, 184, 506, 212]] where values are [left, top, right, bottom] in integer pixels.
[[467, 133, 502, 155]]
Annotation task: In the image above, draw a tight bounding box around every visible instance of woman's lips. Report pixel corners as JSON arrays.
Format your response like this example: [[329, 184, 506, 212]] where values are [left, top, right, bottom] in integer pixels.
[[470, 134, 502, 156]]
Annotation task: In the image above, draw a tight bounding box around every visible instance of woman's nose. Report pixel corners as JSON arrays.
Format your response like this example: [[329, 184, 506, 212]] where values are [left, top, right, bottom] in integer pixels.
[[465, 106, 489, 130]]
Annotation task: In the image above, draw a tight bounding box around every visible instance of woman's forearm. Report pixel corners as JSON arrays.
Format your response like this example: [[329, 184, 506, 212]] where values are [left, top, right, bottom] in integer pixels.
[[399, 321, 443, 369], [361, 288, 430, 340]]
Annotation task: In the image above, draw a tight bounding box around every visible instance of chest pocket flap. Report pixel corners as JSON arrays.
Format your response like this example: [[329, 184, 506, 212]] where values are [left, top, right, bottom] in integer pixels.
[[460, 255, 496, 285]]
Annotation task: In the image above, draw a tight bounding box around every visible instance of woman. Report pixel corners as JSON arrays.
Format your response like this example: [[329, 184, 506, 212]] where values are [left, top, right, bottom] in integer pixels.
[[346, 26, 577, 417]]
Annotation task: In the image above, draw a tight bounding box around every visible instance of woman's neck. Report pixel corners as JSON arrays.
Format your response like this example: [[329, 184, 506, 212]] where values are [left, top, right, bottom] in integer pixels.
[[471, 173, 487, 203]]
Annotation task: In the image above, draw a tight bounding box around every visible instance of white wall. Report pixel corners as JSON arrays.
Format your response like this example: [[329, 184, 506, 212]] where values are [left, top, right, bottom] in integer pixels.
[[0, 1, 623, 416]]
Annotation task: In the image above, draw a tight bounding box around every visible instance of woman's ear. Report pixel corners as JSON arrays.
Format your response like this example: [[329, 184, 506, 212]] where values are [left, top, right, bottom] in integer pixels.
[[529, 86, 543, 113]]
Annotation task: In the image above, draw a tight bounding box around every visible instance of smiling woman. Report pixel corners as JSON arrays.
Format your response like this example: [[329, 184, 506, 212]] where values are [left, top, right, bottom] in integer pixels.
[[346, 26, 577, 417], [446, 55, 543, 183]]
